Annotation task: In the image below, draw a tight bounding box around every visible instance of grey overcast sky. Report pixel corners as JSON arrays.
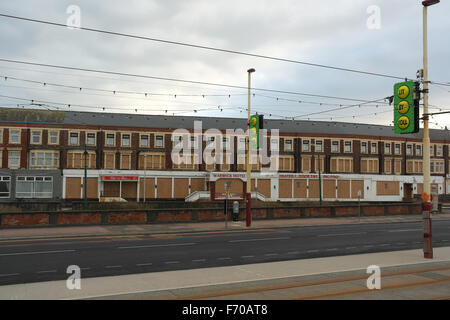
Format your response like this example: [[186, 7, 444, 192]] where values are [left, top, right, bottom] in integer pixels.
[[0, 0, 449, 129]]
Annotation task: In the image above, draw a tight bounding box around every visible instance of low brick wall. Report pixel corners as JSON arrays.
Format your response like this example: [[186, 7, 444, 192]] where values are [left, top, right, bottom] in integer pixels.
[[0, 203, 423, 228]]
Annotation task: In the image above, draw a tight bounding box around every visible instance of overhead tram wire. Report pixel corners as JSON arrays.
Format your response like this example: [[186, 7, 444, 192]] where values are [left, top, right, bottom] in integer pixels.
[[0, 93, 237, 115], [0, 58, 393, 104], [0, 13, 410, 81], [1, 73, 391, 108]]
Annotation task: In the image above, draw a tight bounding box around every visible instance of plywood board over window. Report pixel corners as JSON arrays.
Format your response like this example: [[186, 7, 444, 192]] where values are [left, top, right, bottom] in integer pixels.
[[351, 180, 364, 199], [323, 180, 336, 199], [337, 180, 350, 198], [308, 180, 320, 198], [139, 178, 155, 199], [66, 177, 81, 199], [174, 178, 189, 198], [376, 181, 400, 196], [257, 179, 271, 198], [190, 178, 205, 192], [279, 179, 292, 198], [157, 178, 172, 198], [294, 179, 307, 198]]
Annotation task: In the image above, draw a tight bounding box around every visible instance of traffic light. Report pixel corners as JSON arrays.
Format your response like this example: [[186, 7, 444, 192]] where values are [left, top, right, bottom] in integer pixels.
[[249, 114, 263, 149], [393, 80, 420, 134]]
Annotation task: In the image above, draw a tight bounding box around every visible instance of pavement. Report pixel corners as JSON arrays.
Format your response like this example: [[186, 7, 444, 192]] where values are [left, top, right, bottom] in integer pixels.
[[1, 211, 450, 241]]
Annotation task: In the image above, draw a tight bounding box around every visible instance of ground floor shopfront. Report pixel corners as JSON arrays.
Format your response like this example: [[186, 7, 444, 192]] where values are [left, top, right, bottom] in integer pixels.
[[62, 170, 447, 202]]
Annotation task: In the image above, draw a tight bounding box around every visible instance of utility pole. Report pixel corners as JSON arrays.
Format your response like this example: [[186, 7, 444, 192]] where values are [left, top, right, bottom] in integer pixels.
[[246, 68, 255, 228], [421, 0, 439, 259]]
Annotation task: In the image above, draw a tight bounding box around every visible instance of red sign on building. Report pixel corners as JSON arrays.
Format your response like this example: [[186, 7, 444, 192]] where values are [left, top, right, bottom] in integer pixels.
[[100, 176, 139, 181]]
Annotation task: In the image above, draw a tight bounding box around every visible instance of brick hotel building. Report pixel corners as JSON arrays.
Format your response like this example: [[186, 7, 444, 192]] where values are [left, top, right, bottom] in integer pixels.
[[0, 107, 449, 203]]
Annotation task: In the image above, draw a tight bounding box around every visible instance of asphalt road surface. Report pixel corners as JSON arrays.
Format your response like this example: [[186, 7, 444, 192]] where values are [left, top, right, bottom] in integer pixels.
[[0, 219, 449, 286]]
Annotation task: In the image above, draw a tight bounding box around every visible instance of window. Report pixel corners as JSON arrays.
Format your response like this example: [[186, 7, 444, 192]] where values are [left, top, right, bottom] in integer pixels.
[[330, 157, 353, 173], [436, 145, 442, 156], [104, 153, 115, 169], [67, 151, 96, 169], [10, 129, 20, 144], [139, 153, 166, 170], [0, 176, 11, 198], [314, 156, 325, 173], [30, 151, 59, 168], [120, 153, 131, 169], [284, 139, 293, 151], [16, 176, 52, 198], [384, 158, 392, 174], [302, 140, 310, 152], [271, 138, 278, 151], [371, 143, 377, 154], [406, 144, 412, 155], [406, 160, 423, 174], [395, 144, 401, 155], [301, 156, 311, 173], [344, 141, 352, 153], [190, 136, 197, 149], [31, 130, 41, 144], [361, 142, 367, 154], [8, 151, 20, 168], [106, 133, 115, 146], [48, 131, 59, 145], [431, 160, 445, 173], [121, 133, 130, 147], [69, 132, 79, 145], [140, 134, 149, 147], [86, 133, 96, 146], [384, 143, 391, 154], [361, 158, 379, 173], [416, 144, 422, 156], [278, 156, 294, 171], [430, 145, 434, 156], [315, 140, 323, 152], [331, 141, 339, 153], [155, 135, 164, 148], [222, 137, 229, 151], [394, 159, 402, 174], [0, 129, 3, 144], [239, 137, 246, 150], [207, 136, 215, 147]]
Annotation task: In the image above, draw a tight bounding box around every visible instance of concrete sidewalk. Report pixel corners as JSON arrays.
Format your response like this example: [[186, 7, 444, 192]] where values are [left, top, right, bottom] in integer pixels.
[[1, 212, 450, 240]]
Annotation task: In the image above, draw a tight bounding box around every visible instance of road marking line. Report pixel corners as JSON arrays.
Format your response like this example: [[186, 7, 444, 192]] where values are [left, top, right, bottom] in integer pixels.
[[264, 253, 278, 256], [318, 232, 366, 237], [325, 248, 338, 251], [388, 229, 422, 233], [36, 270, 57, 274], [287, 251, 299, 255], [80, 267, 91, 271], [345, 247, 357, 249], [241, 255, 254, 258], [0, 273, 20, 277], [105, 265, 122, 268], [307, 249, 319, 253], [378, 244, 390, 246], [136, 263, 153, 267], [396, 242, 407, 245], [0, 249, 75, 257], [118, 242, 196, 249], [229, 237, 290, 243], [192, 259, 206, 262], [217, 257, 231, 260], [364, 245, 374, 248], [165, 261, 180, 264]]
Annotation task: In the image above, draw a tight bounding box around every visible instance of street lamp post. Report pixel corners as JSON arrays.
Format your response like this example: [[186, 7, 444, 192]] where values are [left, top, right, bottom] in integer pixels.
[[421, 0, 439, 259], [246, 68, 255, 228]]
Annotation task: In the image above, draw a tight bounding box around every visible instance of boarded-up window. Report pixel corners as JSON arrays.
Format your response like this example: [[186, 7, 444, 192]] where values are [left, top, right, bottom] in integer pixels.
[[376, 181, 400, 195], [361, 158, 378, 173], [139, 153, 165, 170], [394, 159, 402, 174], [330, 157, 352, 173], [384, 158, 392, 174], [67, 152, 95, 169], [279, 156, 294, 171], [302, 156, 311, 173], [121, 154, 131, 169], [104, 153, 115, 169]]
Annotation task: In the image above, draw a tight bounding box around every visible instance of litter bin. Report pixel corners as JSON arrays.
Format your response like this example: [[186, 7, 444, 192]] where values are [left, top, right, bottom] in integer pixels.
[[232, 201, 240, 221]]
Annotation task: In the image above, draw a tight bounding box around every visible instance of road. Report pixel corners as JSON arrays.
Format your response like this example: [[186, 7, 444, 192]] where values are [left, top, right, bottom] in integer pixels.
[[0, 219, 449, 286]]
